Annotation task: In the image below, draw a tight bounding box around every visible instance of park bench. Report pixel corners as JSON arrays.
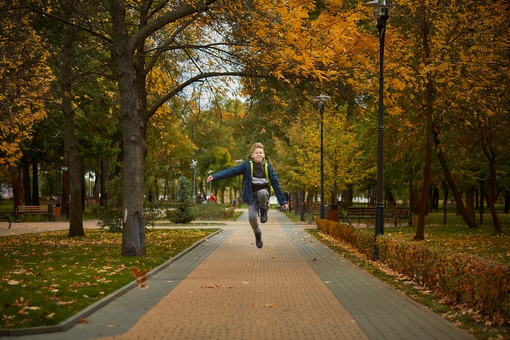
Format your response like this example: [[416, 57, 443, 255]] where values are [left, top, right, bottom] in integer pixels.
[[344, 206, 377, 226], [16, 205, 55, 222], [0, 213, 12, 229], [385, 206, 409, 227]]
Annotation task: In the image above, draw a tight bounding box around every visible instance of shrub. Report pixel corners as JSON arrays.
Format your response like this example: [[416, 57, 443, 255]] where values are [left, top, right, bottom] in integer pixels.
[[172, 176, 196, 224], [318, 219, 510, 321], [97, 175, 123, 232], [193, 203, 236, 220]]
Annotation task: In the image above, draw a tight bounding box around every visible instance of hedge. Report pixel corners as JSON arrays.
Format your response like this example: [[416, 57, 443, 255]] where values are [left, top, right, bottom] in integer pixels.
[[316, 219, 510, 321]]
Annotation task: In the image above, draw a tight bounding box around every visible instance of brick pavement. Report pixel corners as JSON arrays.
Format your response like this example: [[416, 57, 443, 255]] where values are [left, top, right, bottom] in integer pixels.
[[0, 211, 475, 340]]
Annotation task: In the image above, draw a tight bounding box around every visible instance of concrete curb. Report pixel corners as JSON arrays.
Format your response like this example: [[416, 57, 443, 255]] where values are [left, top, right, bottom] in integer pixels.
[[0, 228, 223, 337]]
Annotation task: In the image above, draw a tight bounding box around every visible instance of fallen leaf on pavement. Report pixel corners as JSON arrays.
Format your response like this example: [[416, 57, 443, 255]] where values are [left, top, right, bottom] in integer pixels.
[[201, 284, 220, 289]]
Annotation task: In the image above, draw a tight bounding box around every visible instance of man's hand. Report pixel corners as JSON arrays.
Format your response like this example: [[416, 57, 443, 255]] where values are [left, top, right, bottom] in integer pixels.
[[207, 175, 213, 182], [281, 204, 289, 211]]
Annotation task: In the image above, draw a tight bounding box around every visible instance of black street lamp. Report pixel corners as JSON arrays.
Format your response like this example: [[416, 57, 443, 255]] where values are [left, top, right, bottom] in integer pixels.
[[208, 170, 213, 199], [315, 94, 329, 220], [366, 0, 392, 260], [190, 159, 197, 199]]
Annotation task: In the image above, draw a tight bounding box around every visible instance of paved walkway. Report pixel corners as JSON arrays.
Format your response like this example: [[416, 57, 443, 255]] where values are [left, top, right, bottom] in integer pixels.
[[1, 210, 475, 340]]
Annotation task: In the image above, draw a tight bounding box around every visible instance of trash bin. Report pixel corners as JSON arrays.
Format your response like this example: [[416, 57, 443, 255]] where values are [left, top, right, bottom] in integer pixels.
[[53, 207, 61, 221], [327, 205, 338, 221]]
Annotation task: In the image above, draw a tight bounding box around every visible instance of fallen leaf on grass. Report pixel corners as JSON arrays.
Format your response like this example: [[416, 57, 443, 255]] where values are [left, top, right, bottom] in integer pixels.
[[57, 300, 76, 306], [14, 298, 29, 307], [3, 319, 15, 327], [7, 280, 21, 285]]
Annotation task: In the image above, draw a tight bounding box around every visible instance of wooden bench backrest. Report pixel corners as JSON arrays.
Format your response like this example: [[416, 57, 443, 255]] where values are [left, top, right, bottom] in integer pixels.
[[392, 206, 408, 216], [347, 206, 377, 217], [17, 205, 50, 213]]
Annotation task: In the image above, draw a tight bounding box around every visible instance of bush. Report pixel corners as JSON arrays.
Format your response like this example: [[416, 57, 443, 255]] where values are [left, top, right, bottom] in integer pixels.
[[317, 219, 374, 257], [97, 176, 123, 232], [377, 235, 510, 318], [317, 219, 510, 322], [96, 174, 157, 231], [193, 203, 236, 220], [172, 176, 196, 224]]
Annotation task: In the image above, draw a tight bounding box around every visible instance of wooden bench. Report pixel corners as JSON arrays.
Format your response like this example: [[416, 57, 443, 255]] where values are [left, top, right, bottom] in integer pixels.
[[0, 213, 12, 229], [344, 206, 377, 226], [16, 205, 55, 222], [386, 206, 409, 227]]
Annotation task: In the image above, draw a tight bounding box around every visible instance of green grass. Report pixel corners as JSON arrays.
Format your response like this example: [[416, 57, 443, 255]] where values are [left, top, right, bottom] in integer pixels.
[[377, 211, 510, 266], [0, 228, 219, 329]]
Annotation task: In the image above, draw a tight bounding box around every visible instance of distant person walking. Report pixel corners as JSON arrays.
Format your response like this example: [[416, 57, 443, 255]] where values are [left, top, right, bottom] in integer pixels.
[[207, 142, 288, 248]]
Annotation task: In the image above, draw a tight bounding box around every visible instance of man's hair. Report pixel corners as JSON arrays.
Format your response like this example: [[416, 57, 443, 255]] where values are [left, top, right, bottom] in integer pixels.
[[251, 142, 264, 153]]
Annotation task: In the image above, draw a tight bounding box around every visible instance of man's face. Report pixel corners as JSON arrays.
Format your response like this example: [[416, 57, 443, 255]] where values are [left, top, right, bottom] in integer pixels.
[[251, 147, 265, 163]]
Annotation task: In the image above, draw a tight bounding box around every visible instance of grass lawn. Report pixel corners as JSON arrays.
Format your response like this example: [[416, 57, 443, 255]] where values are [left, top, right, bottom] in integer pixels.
[[379, 210, 510, 266], [0, 228, 219, 329]]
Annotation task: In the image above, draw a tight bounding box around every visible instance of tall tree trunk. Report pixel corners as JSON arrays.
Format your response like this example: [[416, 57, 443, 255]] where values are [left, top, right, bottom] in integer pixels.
[[465, 186, 475, 220], [100, 154, 109, 206], [486, 151, 502, 233], [110, 1, 147, 256], [414, 107, 432, 240], [32, 161, 40, 205], [479, 182, 484, 225], [22, 155, 31, 205], [434, 136, 479, 229], [414, 10, 434, 241], [11, 167, 21, 219], [432, 186, 439, 211], [61, 1, 84, 237], [442, 181, 448, 226]]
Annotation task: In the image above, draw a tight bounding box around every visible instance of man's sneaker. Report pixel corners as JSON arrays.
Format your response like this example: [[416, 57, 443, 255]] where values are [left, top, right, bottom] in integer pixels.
[[260, 208, 268, 223], [255, 233, 263, 248]]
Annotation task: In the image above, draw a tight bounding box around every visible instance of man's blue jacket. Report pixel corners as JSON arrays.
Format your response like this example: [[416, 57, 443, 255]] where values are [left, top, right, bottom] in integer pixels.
[[211, 158, 287, 206]]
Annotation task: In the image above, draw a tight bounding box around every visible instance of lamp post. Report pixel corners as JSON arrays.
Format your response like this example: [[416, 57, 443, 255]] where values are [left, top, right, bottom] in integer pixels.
[[315, 94, 329, 220], [208, 170, 213, 200], [365, 0, 392, 260], [236, 159, 244, 205], [190, 159, 197, 199]]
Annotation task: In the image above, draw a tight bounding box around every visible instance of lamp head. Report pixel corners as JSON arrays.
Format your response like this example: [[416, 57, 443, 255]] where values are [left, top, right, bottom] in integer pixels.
[[365, 0, 392, 19], [314, 94, 330, 104]]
